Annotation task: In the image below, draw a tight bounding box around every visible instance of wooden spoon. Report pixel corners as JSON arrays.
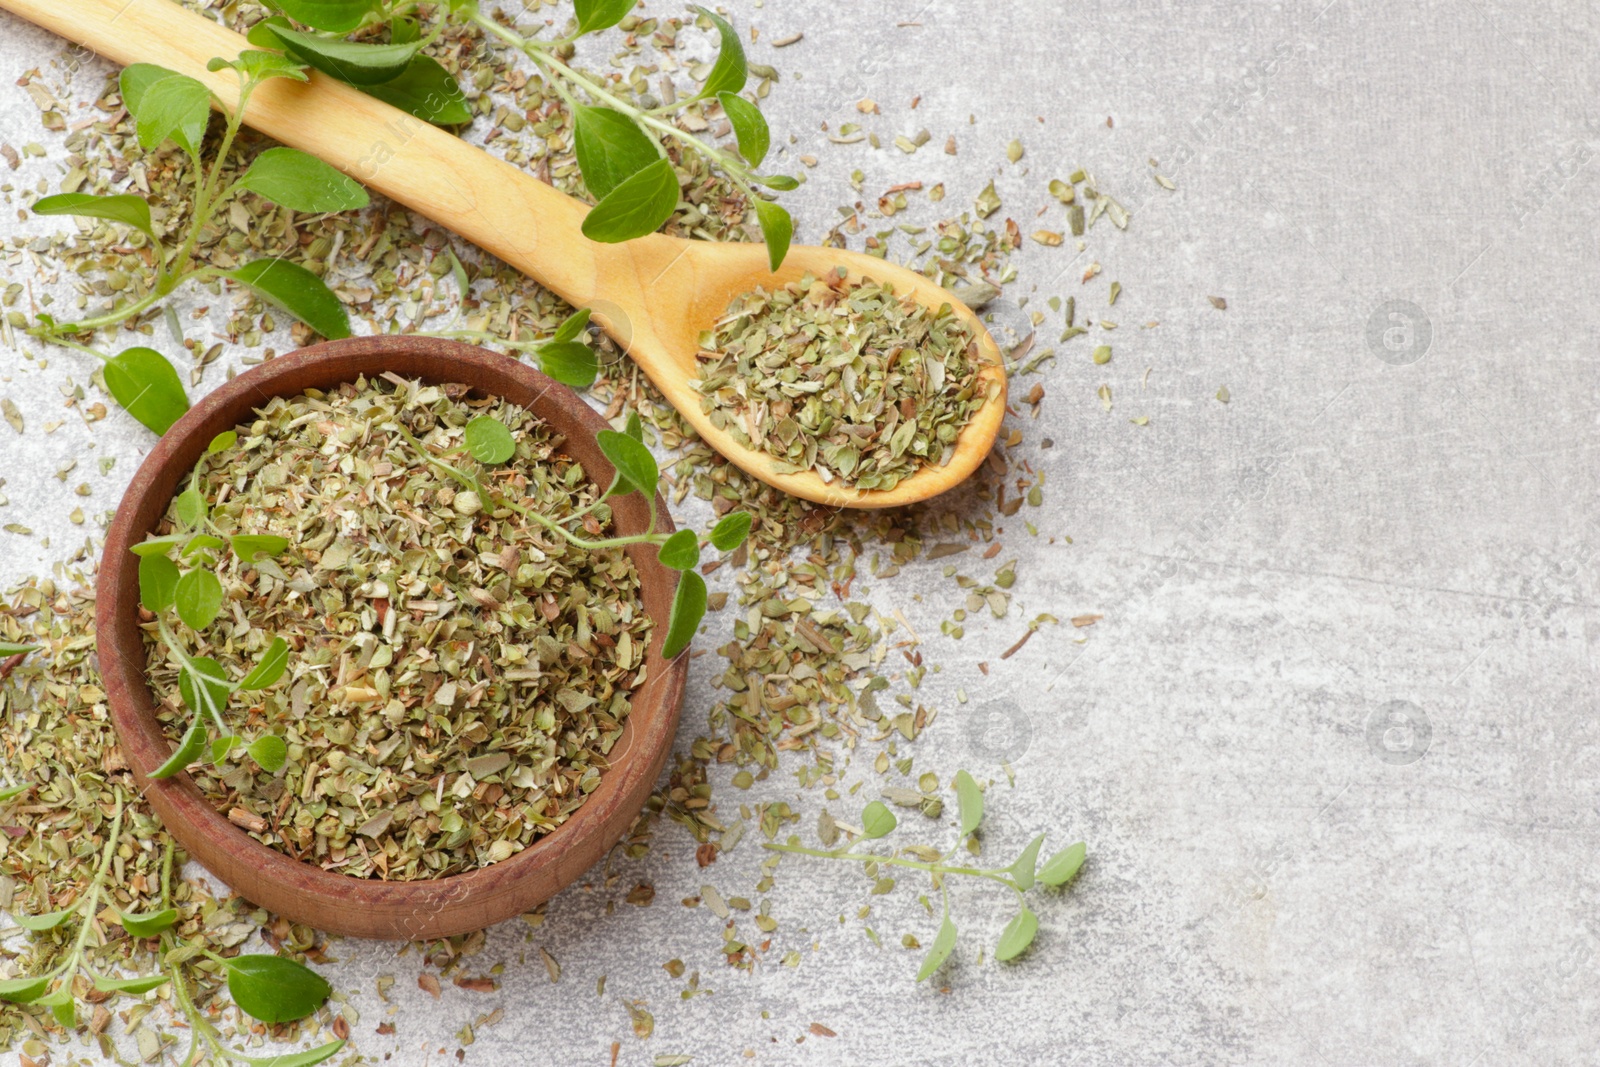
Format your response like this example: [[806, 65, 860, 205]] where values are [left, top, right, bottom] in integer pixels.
[[3, 0, 1007, 508]]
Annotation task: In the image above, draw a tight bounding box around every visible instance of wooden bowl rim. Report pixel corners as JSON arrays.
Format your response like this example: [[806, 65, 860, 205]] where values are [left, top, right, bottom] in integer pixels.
[[95, 336, 687, 939]]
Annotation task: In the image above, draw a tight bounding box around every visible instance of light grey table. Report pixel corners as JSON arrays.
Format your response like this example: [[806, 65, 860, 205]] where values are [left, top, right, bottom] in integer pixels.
[[2, 1, 1596, 1063]]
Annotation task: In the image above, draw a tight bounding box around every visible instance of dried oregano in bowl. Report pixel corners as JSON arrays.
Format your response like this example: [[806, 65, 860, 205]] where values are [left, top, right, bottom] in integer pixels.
[[141, 374, 653, 880], [694, 269, 990, 492]]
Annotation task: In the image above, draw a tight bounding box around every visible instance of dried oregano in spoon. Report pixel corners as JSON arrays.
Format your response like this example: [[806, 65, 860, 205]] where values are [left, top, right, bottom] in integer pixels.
[[694, 269, 993, 491], [140, 374, 748, 880]]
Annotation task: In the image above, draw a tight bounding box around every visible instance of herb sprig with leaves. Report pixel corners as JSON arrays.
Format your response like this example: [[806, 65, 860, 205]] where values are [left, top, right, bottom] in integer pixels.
[[250, 0, 799, 268], [766, 770, 1087, 981], [28, 50, 366, 434], [132, 430, 294, 780]]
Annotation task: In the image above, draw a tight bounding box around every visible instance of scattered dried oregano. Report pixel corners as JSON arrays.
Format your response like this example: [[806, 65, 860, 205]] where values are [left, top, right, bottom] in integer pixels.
[[694, 269, 995, 491], [142, 375, 652, 879]]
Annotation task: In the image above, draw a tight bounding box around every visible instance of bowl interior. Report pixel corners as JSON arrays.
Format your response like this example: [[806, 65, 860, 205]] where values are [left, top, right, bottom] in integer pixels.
[[95, 336, 687, 939]]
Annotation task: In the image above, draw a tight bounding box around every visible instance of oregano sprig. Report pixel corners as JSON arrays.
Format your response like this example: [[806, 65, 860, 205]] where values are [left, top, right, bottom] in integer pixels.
[[28, 49, 367, 435], [765, 770, 1088, 981]]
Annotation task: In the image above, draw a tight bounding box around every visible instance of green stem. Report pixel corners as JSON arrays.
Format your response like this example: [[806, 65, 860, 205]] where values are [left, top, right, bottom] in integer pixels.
[[42, 793, 127, 983], [33, 287, 166, 339], [157, 620, 236, 735], [763, 841, 1022, 891]]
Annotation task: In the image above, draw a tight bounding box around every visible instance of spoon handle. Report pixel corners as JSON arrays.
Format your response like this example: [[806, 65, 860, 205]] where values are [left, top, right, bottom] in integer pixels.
[[0, 0, 622, 309]]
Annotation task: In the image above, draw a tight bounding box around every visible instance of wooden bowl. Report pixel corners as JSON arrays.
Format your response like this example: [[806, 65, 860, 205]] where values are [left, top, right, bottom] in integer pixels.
[[96, 336, 688, 939]]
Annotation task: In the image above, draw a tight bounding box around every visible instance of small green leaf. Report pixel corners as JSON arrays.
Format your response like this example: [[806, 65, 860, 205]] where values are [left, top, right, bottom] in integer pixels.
[[212, 49, 310, 84], [174, 570, 225, 631], [104, 347, 189, 435], [994, 904, 1039, 962], [760, 174, 800, 191], [657, 529, 700, 571], [179, 656, 232, 719], [238, 1039, 348, 1067], [131, 535, 183, 557], [573, 105, 660, 201], [32, 193, 154, 240], [624, 411, 644, 441], [212, 735, 247, 763], [175, 488, 207, 528], [716, 91, 768, 167], [753, 199, 792, 272], [1008, 834, 1046, 892], [389, 15, 420, 44], [130, 71, 213, 156], [537, 342, 599, 388], [222, 258, 350, 339], [266, 0, 375, 33], [0, 783, 28, 801], [709, 511, 751, 552], [248, 734, 289, 772], [259, 23, 421, 85], [552, 307, 591, 343], [15, 909, 74, 932], [224, 954, 332, 1024], [238, 637, 290, 690], [0, 641, 40, 657], [915, 915, 956, 981], [118, 908, 179, 937], [1038, 842, 1086, 887], [0, 976, 51, 1004], [246, 16, 295, 49], [208, 430, 238, 453], [661, 570, 706, 659], [954, 770, 983, 837], [860, 800, 896, 839], [362, 56, 471, 125], [182, 534, 225, 559], [692, 7, 747, 100], [237, 147, 369, 213], [88, 975, 163, 1002], [596, 429, 659, 497], [117, 64, 176, 115], [573, 0, 635, 35], [38, 986, 75, 1029], [464, 415, 516, 464], [138, 554, 180, 614], [231, 534, 290, 560], [149, 723, 207, 779], [581, 157, 679, 243]]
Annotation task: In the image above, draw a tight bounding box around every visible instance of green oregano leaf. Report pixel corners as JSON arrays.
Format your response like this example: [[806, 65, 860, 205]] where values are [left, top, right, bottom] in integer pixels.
[[118, 908, 179, 937], [0, 976, 51, 1004], [859, 800, 896, 839], [552, 307, 592, 343], [573, 105, 660, 201], [212, 735, 247, 764], [138, 554, 180, 614], [124, 68, 212, 156], [174, 570, 225, 631], [208, 49, 310, 84], [0, 642, 38, 657], [131, 535, 183, 557], [231, 534, 290, 560], [248, 735, 289, 772], [222, 258, 351, 339], [118, 64, 176, 115], [573, 0, 635, 35], [624, 411, 644, 441], [1038, 842, 1087, 887], [265, 0, 375, 33], [238, 637, 290, 690], [464, 415, 516, 464], [104, 347, 190, 435], [224, 954, 332, 1024], [237, 1039, 348, 1067], [14, 909, 74, 932], [179, 656, 231, 719], [38, 987, 75, 1029], [692, 6, 746, 99], [661, 570, 706, 659], [596, 429, 659, 497], [182, 534, 226, 559], [994, 904, 1039, 962], [149, 723, 207, 779], [657, 529, 700, 571], [175, 488, 206, 528], [236, 147, 369, 213], [362, 56, 471, 126], [716, 91, 769, 167], [752, 199, 792, 272], [581, 157, 679, 243], [708, 511, 751, 552], [93, 973, 172, 995], [208, 430, 238, 453], [954, 770, 983, 837], [915, 914, 956, 981], [1007, 834, 1046, 892], [259, 23, 421, 85], [32, 193, 154, 240], [0, 783, 27, 802], [536, 341, 599, 388], [760, 174, 799, 191]]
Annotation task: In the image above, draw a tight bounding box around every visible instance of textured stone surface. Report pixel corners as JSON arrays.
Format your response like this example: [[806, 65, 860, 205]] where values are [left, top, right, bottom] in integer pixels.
[[3, 1, 1599, 1063]]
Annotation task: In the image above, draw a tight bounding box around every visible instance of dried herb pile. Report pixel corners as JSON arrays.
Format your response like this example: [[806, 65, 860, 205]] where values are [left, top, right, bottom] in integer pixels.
[[695, 269, 992, 491], [144, 375, 652, 879]]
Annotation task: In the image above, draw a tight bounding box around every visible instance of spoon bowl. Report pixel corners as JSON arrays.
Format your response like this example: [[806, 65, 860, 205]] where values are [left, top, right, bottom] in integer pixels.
[[3, 0, 1006, 509]]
